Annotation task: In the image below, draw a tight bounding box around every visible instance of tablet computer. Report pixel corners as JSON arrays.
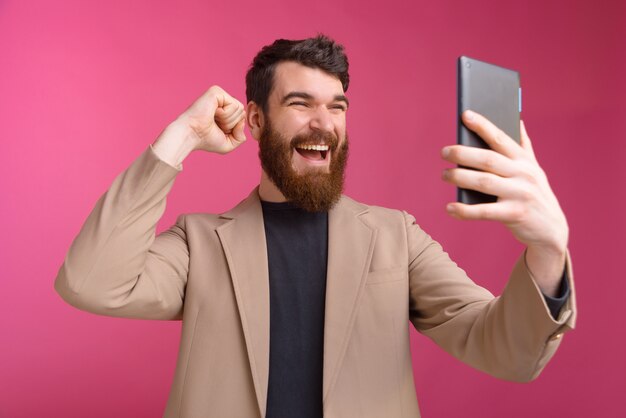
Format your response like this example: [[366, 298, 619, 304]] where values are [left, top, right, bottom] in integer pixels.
[[457, 56, 521, 205]]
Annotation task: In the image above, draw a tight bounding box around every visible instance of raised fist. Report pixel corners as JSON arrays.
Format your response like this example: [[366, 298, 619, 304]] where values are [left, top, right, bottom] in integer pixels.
[[178, 85, 247, 154]]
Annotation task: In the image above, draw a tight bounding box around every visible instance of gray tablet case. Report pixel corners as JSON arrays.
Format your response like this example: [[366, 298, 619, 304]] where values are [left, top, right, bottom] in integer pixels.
[[457, 56, 521, 205]]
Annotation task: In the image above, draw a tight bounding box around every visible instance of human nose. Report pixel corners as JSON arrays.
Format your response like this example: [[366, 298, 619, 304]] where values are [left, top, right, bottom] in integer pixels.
[[308, 106, 334, 133]]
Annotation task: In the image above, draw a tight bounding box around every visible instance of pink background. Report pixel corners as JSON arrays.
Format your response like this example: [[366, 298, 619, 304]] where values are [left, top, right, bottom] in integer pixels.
[[1, 0, 624, 417]]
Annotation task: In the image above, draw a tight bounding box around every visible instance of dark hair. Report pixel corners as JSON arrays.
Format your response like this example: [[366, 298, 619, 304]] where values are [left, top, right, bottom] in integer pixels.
[[245, 34, 350, 114]]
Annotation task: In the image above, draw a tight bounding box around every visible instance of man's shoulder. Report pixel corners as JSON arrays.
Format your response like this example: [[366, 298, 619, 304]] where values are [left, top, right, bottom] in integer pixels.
[[179, 188, 261, 229], [176, 211, 229, 230], [339, 194, 411, 226]]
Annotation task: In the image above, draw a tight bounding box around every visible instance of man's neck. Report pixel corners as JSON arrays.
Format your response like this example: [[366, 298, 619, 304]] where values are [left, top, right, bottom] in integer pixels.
[[258, 170, 287, 203]]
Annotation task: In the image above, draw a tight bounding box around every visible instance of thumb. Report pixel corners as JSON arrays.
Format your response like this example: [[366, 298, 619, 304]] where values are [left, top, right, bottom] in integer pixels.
[[231, 118, 247, 145], [520, 120, 537, 161]]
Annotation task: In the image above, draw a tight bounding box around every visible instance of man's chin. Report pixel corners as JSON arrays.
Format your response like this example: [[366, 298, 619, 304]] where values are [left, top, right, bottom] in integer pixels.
[[292, 165, 332, 176]]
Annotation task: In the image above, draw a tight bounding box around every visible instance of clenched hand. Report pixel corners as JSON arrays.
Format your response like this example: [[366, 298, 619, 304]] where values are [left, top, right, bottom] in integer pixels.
[[152, 86, 247, 168]]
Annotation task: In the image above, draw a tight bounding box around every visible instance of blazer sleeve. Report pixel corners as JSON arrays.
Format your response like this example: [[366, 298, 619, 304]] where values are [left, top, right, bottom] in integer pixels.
[[54, 145, 189, 320], [404, 211, 577, 382]]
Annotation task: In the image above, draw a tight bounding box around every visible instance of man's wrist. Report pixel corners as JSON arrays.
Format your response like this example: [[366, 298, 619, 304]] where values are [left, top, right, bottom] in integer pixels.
[[525, 245, 567, 297], [151, 119, 199, 169]]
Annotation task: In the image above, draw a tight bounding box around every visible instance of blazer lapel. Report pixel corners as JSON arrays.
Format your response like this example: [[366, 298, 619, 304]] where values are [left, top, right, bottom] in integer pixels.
[[216, 188, 270, 417], [323, 196, 377, 402]]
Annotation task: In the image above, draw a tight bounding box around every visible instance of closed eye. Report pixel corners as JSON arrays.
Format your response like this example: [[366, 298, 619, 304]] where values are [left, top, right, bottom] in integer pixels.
[[288, 101, 310, 107]]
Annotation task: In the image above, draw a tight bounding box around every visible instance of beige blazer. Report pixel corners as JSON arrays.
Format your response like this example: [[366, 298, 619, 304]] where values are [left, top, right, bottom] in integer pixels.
[[55, 145, 577, 418]]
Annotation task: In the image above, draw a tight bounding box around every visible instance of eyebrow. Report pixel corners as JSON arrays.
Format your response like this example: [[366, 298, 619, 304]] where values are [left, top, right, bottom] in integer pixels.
[[281, 91, 350, 107]]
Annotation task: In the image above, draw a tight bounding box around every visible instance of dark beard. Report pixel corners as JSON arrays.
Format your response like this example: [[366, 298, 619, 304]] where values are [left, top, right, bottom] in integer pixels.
[[258, 121, 349, 212]]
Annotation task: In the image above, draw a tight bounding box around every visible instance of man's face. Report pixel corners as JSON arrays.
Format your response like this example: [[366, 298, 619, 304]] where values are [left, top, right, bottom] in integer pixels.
[[258, 61, 349, 212]]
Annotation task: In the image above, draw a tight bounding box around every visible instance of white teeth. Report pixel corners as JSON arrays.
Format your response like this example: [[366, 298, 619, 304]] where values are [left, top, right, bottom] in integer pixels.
[[297, 144, 329, 151]]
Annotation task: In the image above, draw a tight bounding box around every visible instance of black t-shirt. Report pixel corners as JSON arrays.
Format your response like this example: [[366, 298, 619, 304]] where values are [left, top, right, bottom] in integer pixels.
[[262, 201, 327, 418]]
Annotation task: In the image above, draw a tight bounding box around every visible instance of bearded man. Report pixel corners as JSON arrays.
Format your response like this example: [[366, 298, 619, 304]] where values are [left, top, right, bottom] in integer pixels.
[[55, 35, 576, 418]]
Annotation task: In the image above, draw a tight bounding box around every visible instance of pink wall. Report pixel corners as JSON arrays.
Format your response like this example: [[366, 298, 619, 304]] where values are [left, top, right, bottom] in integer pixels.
[[1, 0, 624, 416]]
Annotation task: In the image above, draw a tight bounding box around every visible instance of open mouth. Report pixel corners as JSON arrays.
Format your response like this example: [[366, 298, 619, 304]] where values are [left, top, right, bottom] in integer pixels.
[[294, 144, 329, 161]]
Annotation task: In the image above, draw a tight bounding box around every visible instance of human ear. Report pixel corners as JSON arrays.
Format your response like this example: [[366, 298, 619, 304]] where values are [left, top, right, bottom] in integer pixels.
[[246, 101, 264, 141]]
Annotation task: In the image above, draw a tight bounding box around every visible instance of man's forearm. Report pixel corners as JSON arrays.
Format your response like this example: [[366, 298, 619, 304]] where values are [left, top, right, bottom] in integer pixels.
[[54, 143, 186, 318]]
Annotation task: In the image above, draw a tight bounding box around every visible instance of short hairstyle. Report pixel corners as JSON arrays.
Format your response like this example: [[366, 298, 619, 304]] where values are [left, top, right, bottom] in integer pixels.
[[245, 34, 350, 114]]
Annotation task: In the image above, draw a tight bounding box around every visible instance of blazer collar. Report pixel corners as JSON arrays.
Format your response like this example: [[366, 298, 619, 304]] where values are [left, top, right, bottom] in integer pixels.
[[216, 188, 377, 414], [323, 195, 377, 402], [216, 187, 269, 417]]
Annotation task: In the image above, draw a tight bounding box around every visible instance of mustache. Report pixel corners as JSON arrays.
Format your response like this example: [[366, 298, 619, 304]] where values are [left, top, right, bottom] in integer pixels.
[[290, 130, 339, 150]]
